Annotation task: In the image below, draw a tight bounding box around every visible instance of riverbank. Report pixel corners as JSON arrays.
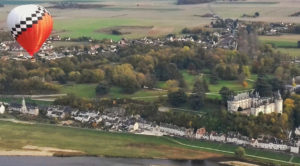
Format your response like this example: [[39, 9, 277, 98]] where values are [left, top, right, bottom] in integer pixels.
[[0, 120, 298, 165], [0, 120, 222, 160]]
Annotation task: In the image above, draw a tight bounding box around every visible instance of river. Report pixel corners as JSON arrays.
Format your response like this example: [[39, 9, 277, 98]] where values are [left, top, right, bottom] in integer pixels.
[[0, 156, 222, 166]]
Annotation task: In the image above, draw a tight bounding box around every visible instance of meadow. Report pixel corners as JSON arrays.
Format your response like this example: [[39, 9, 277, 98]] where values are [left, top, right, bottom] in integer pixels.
[[0, 120, 220, 159], [0, 120, 299, 165], [60, 70, 256, 101]]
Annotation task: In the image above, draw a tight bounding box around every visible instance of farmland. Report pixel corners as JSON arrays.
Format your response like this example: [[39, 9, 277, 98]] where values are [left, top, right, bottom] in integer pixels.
[[259, 34, 300, 57], [2, 0, 300, 40]]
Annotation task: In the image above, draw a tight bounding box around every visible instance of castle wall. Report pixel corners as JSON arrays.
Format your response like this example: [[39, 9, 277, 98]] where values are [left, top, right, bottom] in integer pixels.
[[251, 106, 264, 116], [228, 98, 252, 112], [265, 103, 275, 114], [228, 92, 283, 116]]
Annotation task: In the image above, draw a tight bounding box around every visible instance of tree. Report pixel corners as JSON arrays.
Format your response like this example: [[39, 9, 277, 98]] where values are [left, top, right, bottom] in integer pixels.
[[254, 12, 260, 17], [155, 62, 181, 81], [68, 71, 81, 82], [210, 72, 219, 84], [168, 89, 187, 107], [193, 77, 209, 94], [111, 64, 141, 93], [189, 93, 205, 110], [255, 75, 273, 97], [144, 73, 156, 89], [96, 81, 110, 96], [166, 80, 179, 92], [235, 147, 245, 159], [219, 87, 234, 104]]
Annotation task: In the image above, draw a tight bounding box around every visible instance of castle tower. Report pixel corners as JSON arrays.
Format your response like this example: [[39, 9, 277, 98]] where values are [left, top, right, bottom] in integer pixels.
[[292, 77, 297, 87], [275, 90, 283, 114]]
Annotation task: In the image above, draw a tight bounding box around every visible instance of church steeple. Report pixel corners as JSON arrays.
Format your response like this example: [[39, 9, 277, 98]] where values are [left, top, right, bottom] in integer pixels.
[[20, 97, 27, 113]]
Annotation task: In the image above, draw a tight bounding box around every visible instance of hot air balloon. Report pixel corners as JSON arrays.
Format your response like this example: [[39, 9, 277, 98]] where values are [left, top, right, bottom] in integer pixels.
[[7, 5, 53, 57]]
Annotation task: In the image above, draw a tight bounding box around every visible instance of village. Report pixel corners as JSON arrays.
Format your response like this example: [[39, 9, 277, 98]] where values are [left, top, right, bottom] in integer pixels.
[[1, 17, 298, 63], [0, 96, 300, 157]]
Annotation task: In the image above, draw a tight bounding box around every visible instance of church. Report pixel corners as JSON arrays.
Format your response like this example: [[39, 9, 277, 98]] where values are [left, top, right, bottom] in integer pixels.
[[227, 91, 283, 116], [20, 98, 39, 116]]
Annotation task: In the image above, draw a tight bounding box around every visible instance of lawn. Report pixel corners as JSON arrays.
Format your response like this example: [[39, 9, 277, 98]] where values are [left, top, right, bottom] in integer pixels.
[[0, 121, 220, 159], [60, 84, 167, 101], [61, 84, 97, 98], [157, 71, 255, 94], [209, 79, 254, 93], [108, 86, 167, 101]]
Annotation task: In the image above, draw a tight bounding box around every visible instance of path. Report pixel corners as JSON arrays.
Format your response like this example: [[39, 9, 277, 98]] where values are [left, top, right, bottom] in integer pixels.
[[165, 137, 300, 166]]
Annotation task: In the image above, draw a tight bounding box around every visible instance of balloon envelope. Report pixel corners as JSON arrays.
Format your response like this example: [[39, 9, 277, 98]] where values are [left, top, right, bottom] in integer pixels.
[[7, 5, 53, 56]]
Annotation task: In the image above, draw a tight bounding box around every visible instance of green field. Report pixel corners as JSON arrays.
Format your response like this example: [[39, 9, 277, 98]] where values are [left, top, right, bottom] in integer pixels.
[[259, 35, 300, 57], [60, 84, 167, 101], [61, 84, 97, 98], [60, 71, 256, 101], [276, 48, 300, 57], [0, 120, 299, 165], [108, 86, 167, 101], [0, 120, 219, 159], [54, 18, 144, 41], [209, 79, 255, 93]]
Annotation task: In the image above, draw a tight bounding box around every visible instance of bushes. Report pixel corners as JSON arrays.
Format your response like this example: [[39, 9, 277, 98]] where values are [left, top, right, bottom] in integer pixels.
[[235, 147, 246, 159], [167, 89, 187, 107]]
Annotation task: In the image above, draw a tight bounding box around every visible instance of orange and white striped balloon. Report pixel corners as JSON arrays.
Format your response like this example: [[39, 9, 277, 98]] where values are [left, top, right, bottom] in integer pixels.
[[7, 5, 53, 56]]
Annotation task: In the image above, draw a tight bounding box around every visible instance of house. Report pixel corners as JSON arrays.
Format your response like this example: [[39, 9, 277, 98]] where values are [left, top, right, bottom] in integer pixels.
[[0, 104, 5, 114], [46, 106, 72, 119], [291, 147, 299, 154], [210, 133, 226, 142], [196, 128, 206, 139], [159, 123, 185, 137], [74, 111, 101, 123], [185, 128, 194, 138]]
